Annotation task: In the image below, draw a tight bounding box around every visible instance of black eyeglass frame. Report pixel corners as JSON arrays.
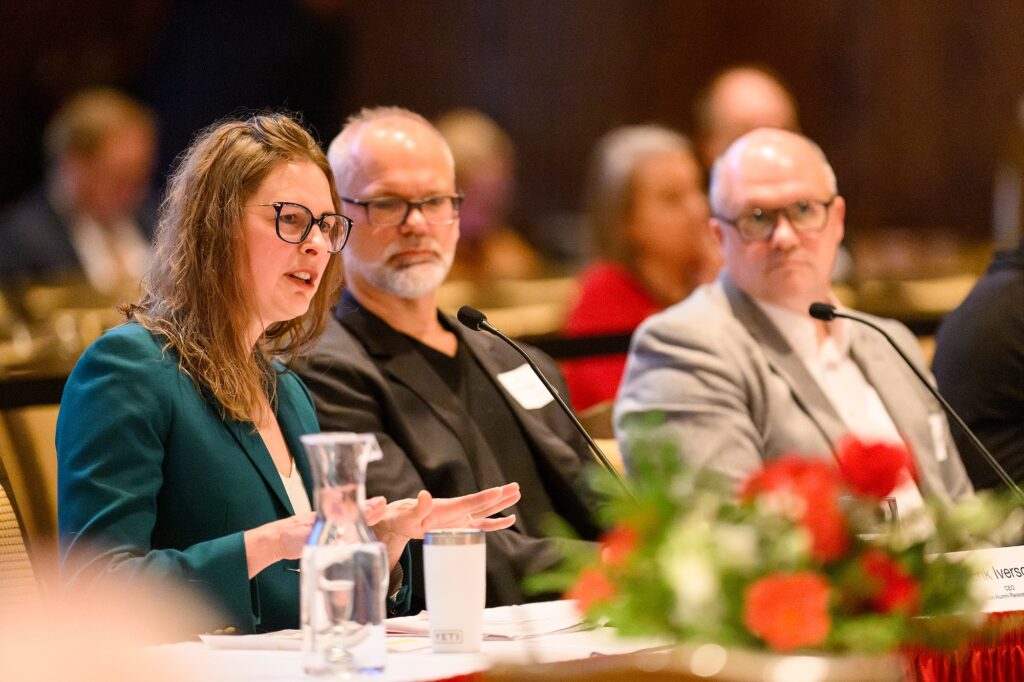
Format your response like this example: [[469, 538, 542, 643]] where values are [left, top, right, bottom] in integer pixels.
[[713, 196, 838, 242], [253, 201, 353, 253], [340, 192, 465, 228]]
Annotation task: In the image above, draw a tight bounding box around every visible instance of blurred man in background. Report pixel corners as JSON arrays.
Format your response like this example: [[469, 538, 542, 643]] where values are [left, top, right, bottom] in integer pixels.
[[0, 88, 157, 296], [693, 65, 800, 173]]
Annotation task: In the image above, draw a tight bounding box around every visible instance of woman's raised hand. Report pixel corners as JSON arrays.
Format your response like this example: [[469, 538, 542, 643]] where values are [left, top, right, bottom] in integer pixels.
[[368, 483, 521, 567], [244, 484, 522, 576]]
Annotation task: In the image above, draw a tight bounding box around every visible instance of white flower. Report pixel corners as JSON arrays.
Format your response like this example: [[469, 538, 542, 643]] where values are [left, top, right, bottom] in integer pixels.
[[714, 524, 758, 570], [659, 520, 721, 626]]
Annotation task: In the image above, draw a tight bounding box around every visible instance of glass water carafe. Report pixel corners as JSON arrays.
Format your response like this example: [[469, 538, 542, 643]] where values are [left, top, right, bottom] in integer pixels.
[[300, 432, 388, 676]]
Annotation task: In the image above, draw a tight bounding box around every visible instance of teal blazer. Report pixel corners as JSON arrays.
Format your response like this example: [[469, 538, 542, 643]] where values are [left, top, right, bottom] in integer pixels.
[[57, 323, 410, 633]]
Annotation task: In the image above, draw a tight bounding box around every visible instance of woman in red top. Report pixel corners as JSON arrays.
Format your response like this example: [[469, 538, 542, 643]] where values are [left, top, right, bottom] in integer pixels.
[[563, 125, 720, 411]]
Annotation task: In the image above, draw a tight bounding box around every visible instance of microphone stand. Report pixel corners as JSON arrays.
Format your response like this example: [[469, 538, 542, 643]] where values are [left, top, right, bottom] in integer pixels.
[[810, 303, 1024, 505], [457, 306, 634, 500]]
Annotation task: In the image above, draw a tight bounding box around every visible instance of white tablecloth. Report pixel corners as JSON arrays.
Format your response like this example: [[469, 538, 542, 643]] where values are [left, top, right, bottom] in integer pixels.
[[157, 628, 659, 681], [155, 610, 662, 682]]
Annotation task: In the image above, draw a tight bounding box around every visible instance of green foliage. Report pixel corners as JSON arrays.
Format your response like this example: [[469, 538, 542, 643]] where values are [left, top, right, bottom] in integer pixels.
[[542, 421, 1016, 654], [829, 614, 904, 653]]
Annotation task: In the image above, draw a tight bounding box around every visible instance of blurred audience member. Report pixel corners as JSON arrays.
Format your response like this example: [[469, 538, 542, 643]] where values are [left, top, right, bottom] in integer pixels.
[[435, 109, 543, 282], [693, 65, 800, 172], [0, 88, 157, 296], [932, 238, 1024, 490], [561, 125, 720, 411]]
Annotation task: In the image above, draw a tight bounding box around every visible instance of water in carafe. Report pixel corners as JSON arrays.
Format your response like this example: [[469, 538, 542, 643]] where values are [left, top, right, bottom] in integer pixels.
[[300, 433, 388, 676]]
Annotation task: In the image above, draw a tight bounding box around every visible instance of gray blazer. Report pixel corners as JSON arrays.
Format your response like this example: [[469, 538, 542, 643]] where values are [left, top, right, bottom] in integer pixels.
[[615, 273, 973, 503]]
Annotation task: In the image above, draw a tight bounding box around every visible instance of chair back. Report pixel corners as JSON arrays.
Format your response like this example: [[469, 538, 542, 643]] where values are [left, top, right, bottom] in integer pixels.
[[0, 419, 39, 603], [0, 406, 59, 554], [578, 400, 615, 440]]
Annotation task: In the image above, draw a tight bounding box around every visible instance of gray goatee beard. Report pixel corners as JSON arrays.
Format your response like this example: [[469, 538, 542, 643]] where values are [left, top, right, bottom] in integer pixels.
[[372, 259, 451, 299], [351, 239, 454, 300]]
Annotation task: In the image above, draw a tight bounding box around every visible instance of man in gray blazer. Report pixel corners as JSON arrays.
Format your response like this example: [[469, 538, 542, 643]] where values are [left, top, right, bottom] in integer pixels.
[[616, 128, 972, 503], [292, 107, 601, 610]]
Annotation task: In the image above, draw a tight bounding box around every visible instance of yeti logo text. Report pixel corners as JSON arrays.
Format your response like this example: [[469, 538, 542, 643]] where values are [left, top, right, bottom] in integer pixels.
[[432, 630, 464, 644]]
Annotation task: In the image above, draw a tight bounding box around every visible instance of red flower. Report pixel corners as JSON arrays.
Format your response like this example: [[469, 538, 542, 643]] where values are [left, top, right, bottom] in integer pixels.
[[861, 549, 921, 615], [743, 572, 832, 651], [836, 437, 914, 499], [802, 504, 849, 563], [566, 567, 616, 612], [741, 456, 850, 562], [741, 456, 842, 504], [599, 525, 639, 567]]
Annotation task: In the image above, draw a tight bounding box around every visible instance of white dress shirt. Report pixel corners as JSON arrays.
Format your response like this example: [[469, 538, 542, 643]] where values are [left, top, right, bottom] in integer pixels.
[[69, 214, 150, 295], [756, 300, 927, 525]]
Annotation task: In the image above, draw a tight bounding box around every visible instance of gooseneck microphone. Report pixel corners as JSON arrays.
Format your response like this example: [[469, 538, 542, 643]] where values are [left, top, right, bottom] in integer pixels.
[[809, 302, 1024, 504], [456, 305, 634, 498]]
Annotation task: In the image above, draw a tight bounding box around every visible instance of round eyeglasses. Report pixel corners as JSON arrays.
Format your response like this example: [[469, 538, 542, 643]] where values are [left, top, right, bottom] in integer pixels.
[[341, 193, 464, 229], [714, 197, 836, 242], [253, 202, 352, 253]]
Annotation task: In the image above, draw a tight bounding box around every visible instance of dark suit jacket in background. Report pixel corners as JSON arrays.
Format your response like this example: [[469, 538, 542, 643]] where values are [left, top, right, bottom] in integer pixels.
[[0, 187, 157, 285], [0, 188, 84, 283], [292, 293, 602, 609], [57, 322, 412, 632], [616, 272, 973, 503], [933, 239, 1024, 490]]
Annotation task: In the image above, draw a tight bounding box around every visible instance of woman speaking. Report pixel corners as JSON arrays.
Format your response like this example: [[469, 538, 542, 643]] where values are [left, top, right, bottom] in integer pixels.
[[57, 113, 518, 633]]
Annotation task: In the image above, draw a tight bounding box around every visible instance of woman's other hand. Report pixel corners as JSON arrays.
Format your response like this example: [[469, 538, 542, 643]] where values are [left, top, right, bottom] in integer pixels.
[[243, 512, 318, 578]]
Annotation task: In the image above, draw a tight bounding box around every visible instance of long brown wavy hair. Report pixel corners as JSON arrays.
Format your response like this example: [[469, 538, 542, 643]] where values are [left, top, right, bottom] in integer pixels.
[[125, 113, 344, 423]]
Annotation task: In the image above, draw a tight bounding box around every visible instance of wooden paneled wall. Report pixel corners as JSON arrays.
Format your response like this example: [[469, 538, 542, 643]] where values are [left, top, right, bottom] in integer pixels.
[[4, 1, 1024, 250]]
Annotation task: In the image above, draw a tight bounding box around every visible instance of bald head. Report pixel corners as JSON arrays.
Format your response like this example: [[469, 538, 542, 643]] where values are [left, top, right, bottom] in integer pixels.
[[326, 107, 460, 303], [708, 128, 844, 313], [710, 128, 835, 217], [328, 107, 454, 196], [696, 67, 799, 169]]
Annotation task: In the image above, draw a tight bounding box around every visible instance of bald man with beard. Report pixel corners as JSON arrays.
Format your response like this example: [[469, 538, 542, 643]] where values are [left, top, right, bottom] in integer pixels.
[[292, 107, 601, 610]]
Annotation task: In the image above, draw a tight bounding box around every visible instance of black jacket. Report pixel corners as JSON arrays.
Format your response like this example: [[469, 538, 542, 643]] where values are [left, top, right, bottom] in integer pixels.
[[292, 292, 602, 609], [933, 240, 1024, 490]]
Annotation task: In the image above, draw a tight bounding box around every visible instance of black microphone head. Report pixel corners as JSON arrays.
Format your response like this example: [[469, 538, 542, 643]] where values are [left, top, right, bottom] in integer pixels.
[[808, 302, 837, 321], [457, 305, 488, 331]]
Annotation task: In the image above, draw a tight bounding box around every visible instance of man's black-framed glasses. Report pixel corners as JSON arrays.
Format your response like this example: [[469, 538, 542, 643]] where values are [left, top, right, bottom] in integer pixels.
[[341, 193, 464, 229], [714, 197, 837, 242], [254, 202, 352, 253]]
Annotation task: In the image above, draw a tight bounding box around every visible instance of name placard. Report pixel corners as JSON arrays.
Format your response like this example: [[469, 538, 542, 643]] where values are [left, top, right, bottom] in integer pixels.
[[943, 545, 1024, 613]]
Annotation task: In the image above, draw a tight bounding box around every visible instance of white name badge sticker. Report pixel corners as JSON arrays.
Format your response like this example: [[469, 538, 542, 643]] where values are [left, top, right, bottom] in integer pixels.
[[928, 413, 949, 463], [942, 545, 1024, 613], [497, 363, 554, 410]]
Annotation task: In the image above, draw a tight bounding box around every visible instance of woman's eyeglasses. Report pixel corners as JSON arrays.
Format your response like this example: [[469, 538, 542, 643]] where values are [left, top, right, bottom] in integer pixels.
[[253, 202, 352, 253]]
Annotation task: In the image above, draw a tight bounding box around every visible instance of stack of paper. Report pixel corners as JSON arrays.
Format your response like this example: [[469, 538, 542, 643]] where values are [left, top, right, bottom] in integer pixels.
[[199, 600, 590, 651], [385, 600, 589, 640]]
